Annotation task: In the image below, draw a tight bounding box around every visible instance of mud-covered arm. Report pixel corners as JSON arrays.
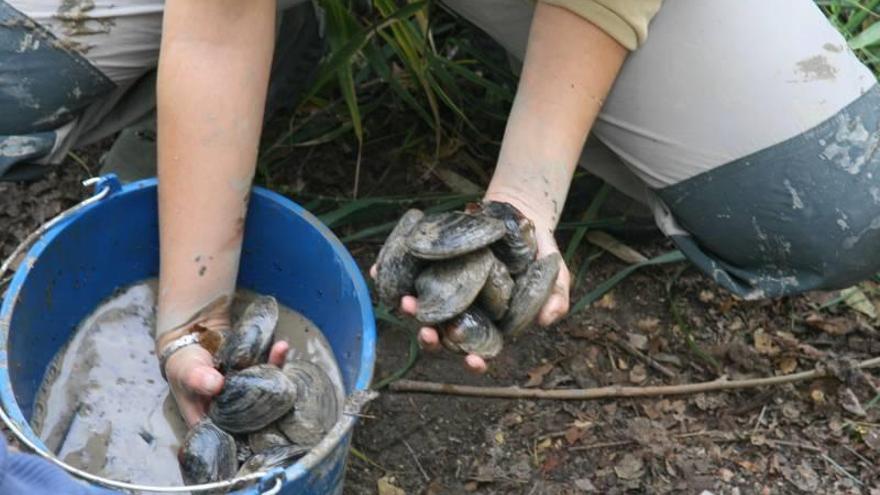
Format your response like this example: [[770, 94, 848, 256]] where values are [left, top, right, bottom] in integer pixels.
[[154, 0, 281, 426], [482, 2, 627, 317], [412, 3, 629, 373]]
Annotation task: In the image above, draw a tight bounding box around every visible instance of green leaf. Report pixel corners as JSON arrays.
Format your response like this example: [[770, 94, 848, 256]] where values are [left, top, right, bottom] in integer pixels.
[[849, 20, 880, 49]]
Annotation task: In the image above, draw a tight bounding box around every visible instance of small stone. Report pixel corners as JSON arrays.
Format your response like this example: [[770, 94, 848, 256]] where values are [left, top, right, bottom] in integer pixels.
[[698, 290, 715, 303]]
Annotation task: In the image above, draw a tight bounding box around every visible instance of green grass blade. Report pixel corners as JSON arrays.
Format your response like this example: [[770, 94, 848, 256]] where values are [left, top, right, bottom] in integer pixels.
[[849, 20, 880, 49], [569, 250, 686, 315], [564, 183, 610, 263]]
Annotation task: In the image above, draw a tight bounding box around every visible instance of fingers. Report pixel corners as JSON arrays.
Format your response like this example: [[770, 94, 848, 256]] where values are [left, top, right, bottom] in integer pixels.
[[464, 354, 487, 374], [400, 295, 418, 316], [268, 340, 289, 366], [182, 365, 225, 396], [418, 327, 441, 352], [538, 257, 570, 327], [369, 264, 378, 280]]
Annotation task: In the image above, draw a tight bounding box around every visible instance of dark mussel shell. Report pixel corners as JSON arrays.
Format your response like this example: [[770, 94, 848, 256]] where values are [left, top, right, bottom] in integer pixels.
[[216, 296, 279, 372], [248, 424, 292, 454], [406, 211, 506, 260], [235, 444, 310, 477], [375, 209, 424, 307], [441, 307, 503, 358], [477, 256, 514, 321], [277, 358, 339, 448], [414, 248, 494, 325], [208, 364, 297, 433], [178, 419, 238, 486], [501, 253, 562, 336], [477, 201, 538, 274]]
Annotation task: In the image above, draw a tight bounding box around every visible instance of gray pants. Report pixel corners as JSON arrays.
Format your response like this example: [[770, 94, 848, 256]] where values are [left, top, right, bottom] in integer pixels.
[[0, 0, 319, 180], [445, 0, 880, 298]]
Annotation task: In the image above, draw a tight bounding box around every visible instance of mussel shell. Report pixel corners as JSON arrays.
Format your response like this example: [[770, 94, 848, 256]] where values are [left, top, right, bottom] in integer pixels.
[[235, 444, 310, 477], [216, 296, 279, 372], [406, 211, 506, 260], [376, 209, 424, 307], [441, 307, 503, 358], [277, 359, 339, 448], [414, 248, 494, 325], [477, 256, 514, 321], [478, 201, 538, 274], [248, 424, 292, 453], [501, 253, 562, 336], [178, 419, 237, 486], [208, 364, 297, 433]]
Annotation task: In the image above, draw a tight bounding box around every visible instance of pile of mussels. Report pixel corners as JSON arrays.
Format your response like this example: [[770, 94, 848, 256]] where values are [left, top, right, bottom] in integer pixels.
[[178, 296, 339, 486], [376, 201, 561, 358]]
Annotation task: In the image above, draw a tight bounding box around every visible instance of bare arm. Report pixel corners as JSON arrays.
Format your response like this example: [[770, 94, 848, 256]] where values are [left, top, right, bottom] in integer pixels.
[[412, 4, 628, 372], [155, 0, 285, 425]]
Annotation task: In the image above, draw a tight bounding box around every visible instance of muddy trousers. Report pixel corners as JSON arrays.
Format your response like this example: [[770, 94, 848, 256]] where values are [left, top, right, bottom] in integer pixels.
[[442, 0, 880, 299], [0, 0, 322, 181]]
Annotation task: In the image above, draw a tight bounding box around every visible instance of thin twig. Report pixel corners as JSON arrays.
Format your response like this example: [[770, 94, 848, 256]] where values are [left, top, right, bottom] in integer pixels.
[[821, 453, 863, 486], [605, 333, 676, 379], [388, 357, 880, 399], [402, 439, 430, 482]]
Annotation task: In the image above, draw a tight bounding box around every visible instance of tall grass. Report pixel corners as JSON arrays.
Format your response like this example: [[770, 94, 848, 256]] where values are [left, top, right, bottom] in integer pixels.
[[820, 0, 880, 74]]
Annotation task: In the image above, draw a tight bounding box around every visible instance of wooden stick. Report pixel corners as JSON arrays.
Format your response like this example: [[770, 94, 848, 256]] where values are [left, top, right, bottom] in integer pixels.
[[388, 357, 880, 399]]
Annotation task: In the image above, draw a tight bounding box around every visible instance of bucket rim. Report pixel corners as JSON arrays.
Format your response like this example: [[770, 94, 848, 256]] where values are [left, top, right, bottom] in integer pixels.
[[0, 177, 377, 493]]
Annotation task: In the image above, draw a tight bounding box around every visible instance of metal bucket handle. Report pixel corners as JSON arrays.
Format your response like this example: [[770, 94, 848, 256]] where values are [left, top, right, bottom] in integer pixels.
[[0, 176, 286, 494]]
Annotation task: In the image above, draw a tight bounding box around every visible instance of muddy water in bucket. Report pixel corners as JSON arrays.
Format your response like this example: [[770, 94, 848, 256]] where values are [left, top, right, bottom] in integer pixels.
[[29, 279, 344, 488]]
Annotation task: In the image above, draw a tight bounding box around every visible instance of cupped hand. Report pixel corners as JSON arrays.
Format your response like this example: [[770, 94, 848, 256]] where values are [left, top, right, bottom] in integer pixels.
[[370, 213, 571, 374], [164, 339, 290, 427]]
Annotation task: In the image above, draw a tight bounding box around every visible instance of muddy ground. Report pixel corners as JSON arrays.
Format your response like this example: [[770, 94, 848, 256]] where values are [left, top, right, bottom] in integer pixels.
[[2, 128, 879, 495]]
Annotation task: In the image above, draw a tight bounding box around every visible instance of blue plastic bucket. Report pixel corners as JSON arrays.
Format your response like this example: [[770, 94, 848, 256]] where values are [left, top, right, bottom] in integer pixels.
[[0, 175, 376, 494]]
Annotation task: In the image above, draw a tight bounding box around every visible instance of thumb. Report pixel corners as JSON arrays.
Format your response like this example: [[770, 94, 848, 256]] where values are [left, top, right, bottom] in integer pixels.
[[183, 366, 225, 396], [538, 257, 570, 326]]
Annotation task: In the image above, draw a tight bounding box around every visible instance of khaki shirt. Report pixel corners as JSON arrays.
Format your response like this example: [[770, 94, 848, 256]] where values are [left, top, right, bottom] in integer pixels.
[[540, 0, 663, 50]]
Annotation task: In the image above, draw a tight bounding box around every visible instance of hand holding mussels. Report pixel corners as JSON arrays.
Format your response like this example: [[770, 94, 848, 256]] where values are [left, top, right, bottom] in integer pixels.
[[374, 201, 561, 360], [178, 296, 340, 487]]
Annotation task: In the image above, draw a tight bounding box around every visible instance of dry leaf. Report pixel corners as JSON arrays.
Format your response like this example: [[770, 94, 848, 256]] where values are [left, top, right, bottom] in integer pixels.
[[614, 454, 644, 480], [753, 328, 779, 356], [698, 290, 715, 303], [864, 428, 880, 451], [377, 475, 406, 495], [841, 286, 877, 318], [596, 293, 617, 310], [777, 356, 798, 374], [629, 364, 648, 384], [839, 387, 867, 417], [627, 333, 649, 351], [564, 426, 587, 445], [804, 313, 853, 336], [585, 230, 648, 263], [636, 317, 660, 332], [524, 363, 554, 388], [574, 478, 597, 492]]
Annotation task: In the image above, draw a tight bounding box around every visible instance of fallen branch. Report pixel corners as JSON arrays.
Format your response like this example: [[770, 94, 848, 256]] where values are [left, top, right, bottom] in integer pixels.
[[388, 357, 880, 399]]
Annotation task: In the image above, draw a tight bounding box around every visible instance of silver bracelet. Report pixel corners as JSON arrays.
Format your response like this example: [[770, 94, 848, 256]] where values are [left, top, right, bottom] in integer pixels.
[[158, 333, 201, 380]]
